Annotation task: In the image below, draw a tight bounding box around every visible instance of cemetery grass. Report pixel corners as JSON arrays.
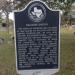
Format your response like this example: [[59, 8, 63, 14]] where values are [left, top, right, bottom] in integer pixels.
[[55, 27, 75, 75], [0, 31, 17, 75], [0, 28, 75, 75]]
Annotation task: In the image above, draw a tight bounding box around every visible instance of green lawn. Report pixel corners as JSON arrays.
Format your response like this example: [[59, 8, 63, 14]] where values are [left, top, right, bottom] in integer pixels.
[[0, 28, 75, 75], [55, 28, 75, 75], [0, 31, 17, 75]]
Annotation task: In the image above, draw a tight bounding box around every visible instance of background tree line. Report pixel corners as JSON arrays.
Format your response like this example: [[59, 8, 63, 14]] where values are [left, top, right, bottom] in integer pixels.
[[0, 0, 75, 28]]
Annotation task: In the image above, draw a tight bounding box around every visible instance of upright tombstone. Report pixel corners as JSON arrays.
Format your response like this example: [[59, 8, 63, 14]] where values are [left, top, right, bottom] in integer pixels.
[[14, 0, 60, 75]]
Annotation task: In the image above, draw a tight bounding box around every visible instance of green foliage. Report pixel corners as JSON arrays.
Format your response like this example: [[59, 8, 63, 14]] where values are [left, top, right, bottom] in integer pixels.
[[15, 0, 31, 9], [0, 18, 3, 25], [15, 0, 75, 11]]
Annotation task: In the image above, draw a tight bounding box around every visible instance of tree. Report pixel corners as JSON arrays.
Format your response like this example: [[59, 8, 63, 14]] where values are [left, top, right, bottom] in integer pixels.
[[0, 0, 14, 32], [0, 0, 75, 26], [44, 0, 75, 26], [58, 0, 75, 26], [0, 0, 6, 10], [15, 0, 31, 9]]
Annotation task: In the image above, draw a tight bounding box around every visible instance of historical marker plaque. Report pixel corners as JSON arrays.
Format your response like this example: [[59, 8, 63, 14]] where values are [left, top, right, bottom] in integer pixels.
[[14, 0, 60, 75]]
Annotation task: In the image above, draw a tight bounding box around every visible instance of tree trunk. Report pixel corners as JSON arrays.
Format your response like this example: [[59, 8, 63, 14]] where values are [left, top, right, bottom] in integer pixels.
[[6, 12, 9, 33]]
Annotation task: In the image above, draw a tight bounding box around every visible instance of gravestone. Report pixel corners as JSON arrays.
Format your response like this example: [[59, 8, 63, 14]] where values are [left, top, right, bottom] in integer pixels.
[[14, 0, 60, 75], [2, 23, 7, 27], [0, 38, 4, 44]]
